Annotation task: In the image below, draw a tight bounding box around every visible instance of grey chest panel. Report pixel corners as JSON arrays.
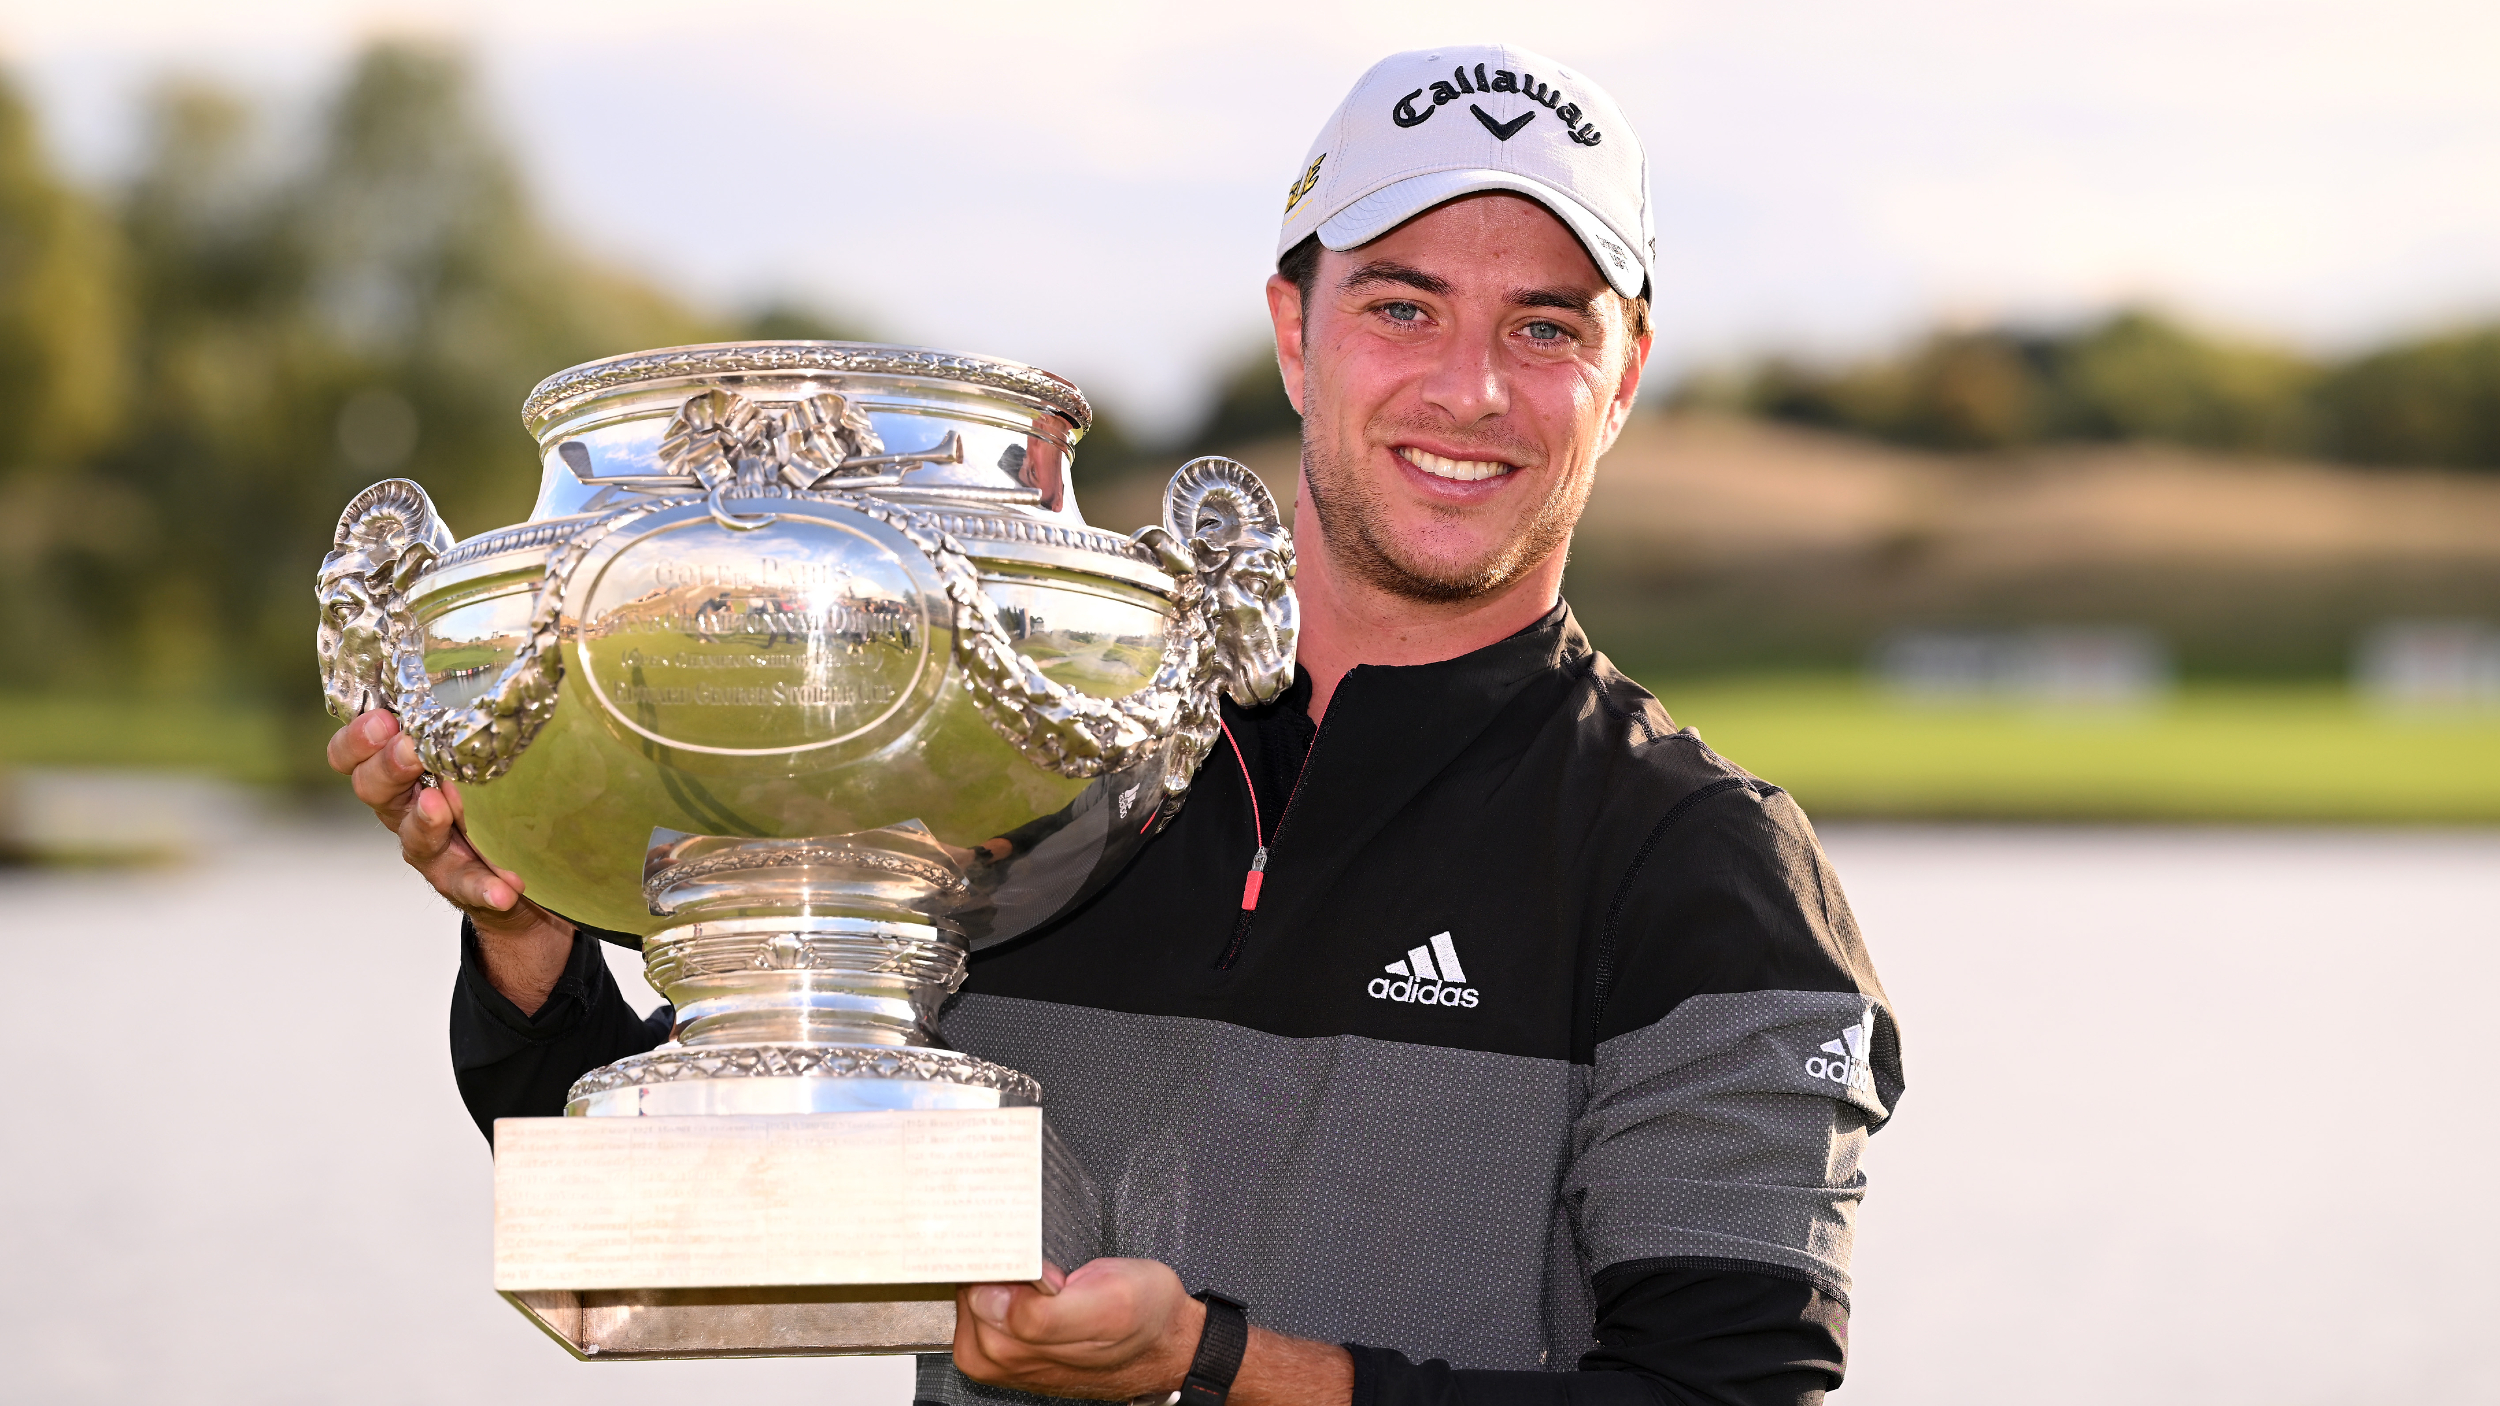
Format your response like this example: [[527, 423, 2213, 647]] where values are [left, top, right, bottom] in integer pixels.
[[937, 992, 1594, 1371]]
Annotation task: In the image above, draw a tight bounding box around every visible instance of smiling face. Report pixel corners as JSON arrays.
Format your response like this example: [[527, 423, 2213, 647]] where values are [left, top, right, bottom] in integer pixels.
[[1271, 193, 1650, 604]]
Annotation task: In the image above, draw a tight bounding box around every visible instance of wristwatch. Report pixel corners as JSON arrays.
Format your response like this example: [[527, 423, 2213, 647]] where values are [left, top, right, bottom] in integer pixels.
[[1130, 1289, 1251, 1406]]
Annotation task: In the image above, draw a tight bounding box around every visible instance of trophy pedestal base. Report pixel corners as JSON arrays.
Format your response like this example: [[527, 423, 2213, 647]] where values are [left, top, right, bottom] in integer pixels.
[[500, 1284, 958, 1358], [493, 1106, 1081, 1359]]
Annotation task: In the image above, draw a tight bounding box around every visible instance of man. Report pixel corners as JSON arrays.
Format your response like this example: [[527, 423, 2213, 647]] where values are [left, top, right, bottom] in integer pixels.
[[331, 43, 1900, 1406]]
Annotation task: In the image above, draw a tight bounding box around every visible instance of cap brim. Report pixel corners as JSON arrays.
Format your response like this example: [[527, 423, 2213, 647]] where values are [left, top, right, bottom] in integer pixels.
[[1317, 168, 1648, 300]]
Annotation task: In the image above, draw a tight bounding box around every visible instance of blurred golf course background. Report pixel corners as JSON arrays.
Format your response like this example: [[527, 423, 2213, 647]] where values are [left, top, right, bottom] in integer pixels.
[[5, 40, 2500, 849]]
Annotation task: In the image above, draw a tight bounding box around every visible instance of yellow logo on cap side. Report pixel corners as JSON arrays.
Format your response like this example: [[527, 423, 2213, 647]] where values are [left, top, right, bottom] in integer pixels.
[[1283, 154, 1326, 217]]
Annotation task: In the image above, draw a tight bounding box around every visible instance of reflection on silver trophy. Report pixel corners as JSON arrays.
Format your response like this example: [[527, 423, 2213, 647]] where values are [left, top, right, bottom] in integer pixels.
[[317, 342, 1297, 1357]]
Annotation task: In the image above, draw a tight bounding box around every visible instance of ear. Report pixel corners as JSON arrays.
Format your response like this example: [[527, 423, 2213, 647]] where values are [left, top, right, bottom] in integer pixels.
[[1596, 323, 1653, 458], [1265, 273, 1307, 416]]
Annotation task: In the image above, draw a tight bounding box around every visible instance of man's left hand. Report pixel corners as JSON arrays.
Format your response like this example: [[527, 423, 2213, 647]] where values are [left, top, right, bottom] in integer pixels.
[[955, 1258, 1204, 1401]]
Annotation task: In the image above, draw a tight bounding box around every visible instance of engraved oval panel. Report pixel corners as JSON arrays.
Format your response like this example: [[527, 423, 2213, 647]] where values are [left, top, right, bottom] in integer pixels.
[[577, 514, 933, 754]]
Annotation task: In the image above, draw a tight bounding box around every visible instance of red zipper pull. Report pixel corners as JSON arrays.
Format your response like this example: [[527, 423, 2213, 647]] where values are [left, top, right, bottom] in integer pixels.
[[1240, 846, 1269, 911]]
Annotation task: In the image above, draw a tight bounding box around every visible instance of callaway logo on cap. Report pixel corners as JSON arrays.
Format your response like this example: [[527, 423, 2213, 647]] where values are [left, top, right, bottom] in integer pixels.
[[1276, 44, 1654, 299]]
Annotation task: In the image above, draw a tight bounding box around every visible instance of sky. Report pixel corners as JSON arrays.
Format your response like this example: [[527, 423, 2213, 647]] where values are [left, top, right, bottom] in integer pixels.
[[8, 0, 2500, 434]]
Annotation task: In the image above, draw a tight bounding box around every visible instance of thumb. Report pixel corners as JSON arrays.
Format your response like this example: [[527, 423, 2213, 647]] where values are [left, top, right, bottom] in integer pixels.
[[968, 1284, 1016, 1328]]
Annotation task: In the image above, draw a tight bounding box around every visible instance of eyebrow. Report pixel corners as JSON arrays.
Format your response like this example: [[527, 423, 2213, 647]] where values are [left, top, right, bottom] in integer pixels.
[[1339, 261, 1451, 297], [1510, 286, 1604, 318], [1339, 261, 1605, 319]]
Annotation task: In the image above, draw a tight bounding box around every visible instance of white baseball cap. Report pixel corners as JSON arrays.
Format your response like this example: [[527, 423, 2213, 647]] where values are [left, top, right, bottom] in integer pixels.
[[1276, 44, 1654, 299]]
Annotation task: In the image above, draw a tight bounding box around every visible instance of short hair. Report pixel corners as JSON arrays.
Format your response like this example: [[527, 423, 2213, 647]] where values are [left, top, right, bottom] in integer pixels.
[[1277, 233, 1651, 344]]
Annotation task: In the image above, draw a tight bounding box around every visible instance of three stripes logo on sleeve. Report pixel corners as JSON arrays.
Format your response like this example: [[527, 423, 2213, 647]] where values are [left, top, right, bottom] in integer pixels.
[[1368, 931, 1480, 1008], [1805, 1010, 1877, 1092]]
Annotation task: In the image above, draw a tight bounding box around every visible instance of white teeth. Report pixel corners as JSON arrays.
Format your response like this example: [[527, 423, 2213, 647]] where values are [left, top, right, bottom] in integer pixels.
[[1400, 447, 1512, 482]]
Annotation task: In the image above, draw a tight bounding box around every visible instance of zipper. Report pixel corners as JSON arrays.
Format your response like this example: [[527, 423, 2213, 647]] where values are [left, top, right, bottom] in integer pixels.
[[1214, 683, 1334, 970]]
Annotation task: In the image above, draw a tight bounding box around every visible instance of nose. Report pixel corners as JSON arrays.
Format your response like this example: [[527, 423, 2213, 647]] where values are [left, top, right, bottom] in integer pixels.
[[1416, 322, 1510, 427]]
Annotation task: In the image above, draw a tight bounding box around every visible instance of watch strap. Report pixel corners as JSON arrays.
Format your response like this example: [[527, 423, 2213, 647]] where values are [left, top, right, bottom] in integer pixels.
[[1179, 1290, 1250, 1406]]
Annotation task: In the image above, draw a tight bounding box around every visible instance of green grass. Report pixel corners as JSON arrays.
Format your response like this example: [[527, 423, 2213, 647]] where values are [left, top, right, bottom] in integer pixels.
[[0, 694, 295, 786], [1635, 676, 2500, 823], [11, 681, 2500, 823]]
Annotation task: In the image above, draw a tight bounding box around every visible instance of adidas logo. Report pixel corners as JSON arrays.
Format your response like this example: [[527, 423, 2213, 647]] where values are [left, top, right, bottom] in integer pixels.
[[1366, 931, 1481, 1009], [1805, 1010, 1876, 1092]]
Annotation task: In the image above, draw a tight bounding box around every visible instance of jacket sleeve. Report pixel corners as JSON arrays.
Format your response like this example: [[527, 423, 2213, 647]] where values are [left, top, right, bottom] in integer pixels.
[[1570, 779, 1901, 1293], [1345, 1260, 1848, 1406], [448, 917, 671, 1142]]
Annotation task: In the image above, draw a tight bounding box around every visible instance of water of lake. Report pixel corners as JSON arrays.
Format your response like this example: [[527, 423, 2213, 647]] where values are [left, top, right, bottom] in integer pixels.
[[2, 823, 2490, 1404]]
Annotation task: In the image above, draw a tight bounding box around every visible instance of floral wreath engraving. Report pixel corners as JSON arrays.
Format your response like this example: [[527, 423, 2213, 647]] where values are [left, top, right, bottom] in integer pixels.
[[318, 452, 1296, 797]]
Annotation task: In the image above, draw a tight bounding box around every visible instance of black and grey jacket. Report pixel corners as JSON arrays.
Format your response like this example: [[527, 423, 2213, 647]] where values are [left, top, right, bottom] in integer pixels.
[[450, 606, 1904, 1406]]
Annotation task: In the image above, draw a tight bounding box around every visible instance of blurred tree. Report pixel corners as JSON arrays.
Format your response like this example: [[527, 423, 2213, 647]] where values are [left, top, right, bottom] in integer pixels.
[[1067, 341, 1298, 493], [737, 302, 872, 342], [1863, 330, 2046, 450], [1178, 343, 1299, 457], [0, 71, 132, 694], [1748, 330, 2047, 451], [0, 75, 124, 468], [109, 80, 319, 700], [1067, 404, 1150, 483], [1730, 310, 2321, 459], [2314, 327, 2500, 469], [2046, 310, 2315, 453], [58, 44, 730, 777], [290, 43, 714, 537]]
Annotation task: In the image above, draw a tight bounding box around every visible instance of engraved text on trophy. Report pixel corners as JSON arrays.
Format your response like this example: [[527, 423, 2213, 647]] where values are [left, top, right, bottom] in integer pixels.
[[578, 517, 932, 753]]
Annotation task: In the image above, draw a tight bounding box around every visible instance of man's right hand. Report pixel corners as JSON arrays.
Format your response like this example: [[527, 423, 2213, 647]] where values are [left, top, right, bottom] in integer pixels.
[[328, 708, 575, 1014]]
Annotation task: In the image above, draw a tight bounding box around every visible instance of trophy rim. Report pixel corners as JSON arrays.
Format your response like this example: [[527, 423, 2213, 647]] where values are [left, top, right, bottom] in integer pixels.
[[521, 340, 1095, 440], [566, 1042, 1043, 1112]]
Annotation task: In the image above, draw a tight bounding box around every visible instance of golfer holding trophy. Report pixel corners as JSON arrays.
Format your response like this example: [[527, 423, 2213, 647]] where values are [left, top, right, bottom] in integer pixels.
[[326, 44, 1901, 1406]]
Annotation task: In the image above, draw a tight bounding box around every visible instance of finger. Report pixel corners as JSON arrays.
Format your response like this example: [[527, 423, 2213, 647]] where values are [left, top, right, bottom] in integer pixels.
[[1002, 1278, 1131, 1350], [349, 732, 426, 812], [326, 709, 400, 776], [482, 865, 529, 913], [398, 785, 463, 875], [970, 1282, 1089, 1355], [400, 788, 522, 913], [953, 1286, 1016, 1382], [1033, 1260, 1066, 1296]]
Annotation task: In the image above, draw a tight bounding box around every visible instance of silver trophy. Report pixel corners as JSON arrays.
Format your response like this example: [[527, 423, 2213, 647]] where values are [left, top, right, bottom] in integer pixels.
[[318, 343, 1296, 1358]]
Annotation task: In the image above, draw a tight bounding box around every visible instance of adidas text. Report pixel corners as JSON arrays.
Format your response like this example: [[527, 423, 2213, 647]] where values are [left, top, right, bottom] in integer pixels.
[[1805, 1011, 1876, 1092], [1367, 977, 1481, 1008], [1369, 931, 1480, 1008]]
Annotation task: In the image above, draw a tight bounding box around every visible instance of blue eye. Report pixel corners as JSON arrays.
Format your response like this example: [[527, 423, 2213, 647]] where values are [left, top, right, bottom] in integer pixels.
[[1382, 301, 1423, 323], [1524, 320, 1567, 341]]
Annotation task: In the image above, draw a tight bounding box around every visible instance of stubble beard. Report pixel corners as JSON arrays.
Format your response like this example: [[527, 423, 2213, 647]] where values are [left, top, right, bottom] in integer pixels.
[[1301, 419, 1591, 606]]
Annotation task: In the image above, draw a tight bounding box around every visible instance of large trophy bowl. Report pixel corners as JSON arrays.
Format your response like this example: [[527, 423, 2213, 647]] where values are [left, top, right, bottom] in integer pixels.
[[317, 343, 1296, 1359]]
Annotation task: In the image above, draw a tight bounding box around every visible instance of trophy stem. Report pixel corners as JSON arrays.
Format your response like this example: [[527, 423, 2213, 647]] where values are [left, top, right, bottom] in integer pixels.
[[561, 829, 1040, 1116], [646, 914, 964, 1049]]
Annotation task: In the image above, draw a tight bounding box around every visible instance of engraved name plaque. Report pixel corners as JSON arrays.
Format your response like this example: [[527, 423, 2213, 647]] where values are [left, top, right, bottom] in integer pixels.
[[578, 515, 935, 754]]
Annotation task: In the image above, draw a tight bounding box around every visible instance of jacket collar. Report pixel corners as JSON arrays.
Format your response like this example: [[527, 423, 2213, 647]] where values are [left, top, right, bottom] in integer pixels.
[[1333, 598, 1589, 721], [1234, 600, 1594, 942]]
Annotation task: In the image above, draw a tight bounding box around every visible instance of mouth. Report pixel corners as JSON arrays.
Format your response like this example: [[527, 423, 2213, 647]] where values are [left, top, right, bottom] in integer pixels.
[[1397, 446, 1516, 483]]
